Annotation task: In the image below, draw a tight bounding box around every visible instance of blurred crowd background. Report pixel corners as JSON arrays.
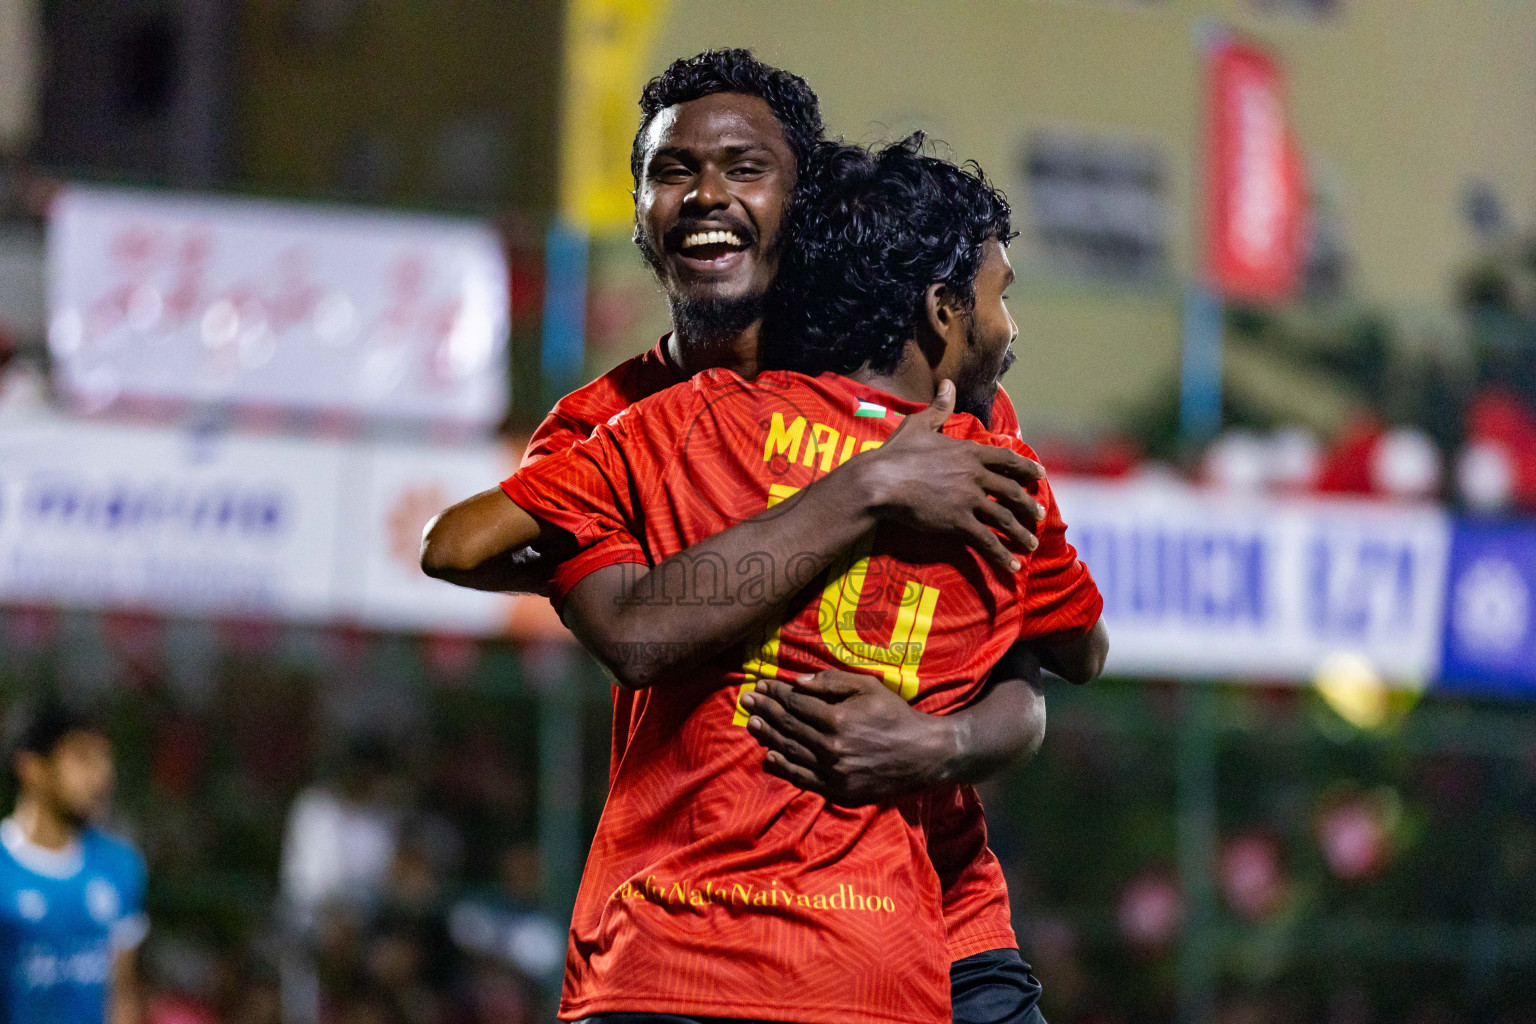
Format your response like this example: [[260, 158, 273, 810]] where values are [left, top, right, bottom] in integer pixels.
[[2, 2, 1536, 1023]]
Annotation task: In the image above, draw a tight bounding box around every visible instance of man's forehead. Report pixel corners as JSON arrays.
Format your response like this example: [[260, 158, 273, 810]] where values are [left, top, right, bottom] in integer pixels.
[[981, 238, 1014, 277], [643, 93, 791, 159]]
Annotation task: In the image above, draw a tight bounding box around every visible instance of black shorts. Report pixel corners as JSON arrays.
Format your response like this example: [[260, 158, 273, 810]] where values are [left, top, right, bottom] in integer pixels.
[[949, 947, 1046, 1024], [575, 948, 1045, 1024]]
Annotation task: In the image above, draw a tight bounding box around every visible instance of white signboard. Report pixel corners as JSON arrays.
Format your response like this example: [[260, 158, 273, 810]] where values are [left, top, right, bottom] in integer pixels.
[[0, 419, 345, 618], [1053, 477, 1451, 683], [339, 440, 519, 634], [0, 419, 1460, 666], [47, 186, 509, 429], [0, 413, 524, 634]]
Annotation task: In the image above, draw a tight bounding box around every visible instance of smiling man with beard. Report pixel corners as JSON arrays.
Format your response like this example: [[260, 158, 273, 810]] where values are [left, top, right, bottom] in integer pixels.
[[488, 135, 1105, 1024], [422, 50, 1104, 1024]]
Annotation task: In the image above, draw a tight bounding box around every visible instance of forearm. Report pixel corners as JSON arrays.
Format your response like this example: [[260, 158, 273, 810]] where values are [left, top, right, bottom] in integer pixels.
[[421, 487, 571, 595], [936, 673, 1046, 784], [1032, 618, 1110, 684], [567, 466, 879, 688], [424, 543, 559, 594]]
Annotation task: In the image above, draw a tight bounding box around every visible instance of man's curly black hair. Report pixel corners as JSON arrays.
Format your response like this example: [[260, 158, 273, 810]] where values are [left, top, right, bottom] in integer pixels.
[[763, 134, 1014, 377], [630, 48, 825, 186]]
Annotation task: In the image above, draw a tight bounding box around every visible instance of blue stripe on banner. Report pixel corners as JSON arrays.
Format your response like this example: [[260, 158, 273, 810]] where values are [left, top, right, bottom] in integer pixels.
[[541, 222, 589, 409]]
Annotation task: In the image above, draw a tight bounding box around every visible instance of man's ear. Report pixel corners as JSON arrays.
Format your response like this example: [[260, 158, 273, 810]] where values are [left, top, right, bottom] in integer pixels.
[[924, 283, 955, 339]]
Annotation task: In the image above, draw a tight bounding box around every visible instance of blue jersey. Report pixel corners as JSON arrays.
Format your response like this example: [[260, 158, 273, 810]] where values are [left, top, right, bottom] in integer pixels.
[[0, 818, 147, 1024]]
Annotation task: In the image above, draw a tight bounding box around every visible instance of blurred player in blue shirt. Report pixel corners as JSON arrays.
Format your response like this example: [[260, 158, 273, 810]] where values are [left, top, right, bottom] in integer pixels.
[[1, 704, 145, 1024]]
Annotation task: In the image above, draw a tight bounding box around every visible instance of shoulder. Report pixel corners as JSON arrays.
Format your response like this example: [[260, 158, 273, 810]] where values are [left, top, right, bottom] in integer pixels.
[[83, 829, 146, 886], [544, 355, 644, 430], [525, 341, 681, 462], [704, 368, 843, 410], [947, 410, 1040, 461], [564, 342, 679, 423], [629, 365, 780, 420], [614, 369, 721, 427], [553, 374, 720, 477], [683, 368, 845, 431]]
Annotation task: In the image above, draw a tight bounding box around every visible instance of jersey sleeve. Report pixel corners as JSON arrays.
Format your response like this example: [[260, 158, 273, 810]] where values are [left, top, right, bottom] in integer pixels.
[[520, 343, 675, 468], [1016, 468, 1104, 641], [520, 409, 598, 468], [503, 427, 648, 608], [502, 386, 701, 609]]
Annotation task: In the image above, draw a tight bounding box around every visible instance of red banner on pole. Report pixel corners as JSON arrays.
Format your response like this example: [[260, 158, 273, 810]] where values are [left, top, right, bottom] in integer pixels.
[[1205, 40, 1307, 302]]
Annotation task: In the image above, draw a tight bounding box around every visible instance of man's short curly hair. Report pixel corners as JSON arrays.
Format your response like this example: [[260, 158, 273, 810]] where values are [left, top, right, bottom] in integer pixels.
[[631, 48, 825, 186], [764, 134, 1014, 377]]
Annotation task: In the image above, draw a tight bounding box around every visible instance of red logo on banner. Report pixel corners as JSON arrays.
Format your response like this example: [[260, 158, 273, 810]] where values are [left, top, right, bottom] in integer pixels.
[[1206, 41, 1307, 301]]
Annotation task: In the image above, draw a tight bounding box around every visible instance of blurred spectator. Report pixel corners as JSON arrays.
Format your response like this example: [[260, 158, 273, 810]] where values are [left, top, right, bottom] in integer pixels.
[[280, 738, 404, 928], [280, 738, 405, 1024], [447, 842, 564, 994], [1, 700, 149, 1024]]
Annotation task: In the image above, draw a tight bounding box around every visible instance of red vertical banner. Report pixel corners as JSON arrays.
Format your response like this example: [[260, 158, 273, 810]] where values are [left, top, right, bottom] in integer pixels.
[[1205, 40, 1307, 302]]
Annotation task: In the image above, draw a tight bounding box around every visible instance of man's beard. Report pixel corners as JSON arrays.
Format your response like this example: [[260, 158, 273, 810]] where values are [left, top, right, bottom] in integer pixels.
[[637, 224, 768, 348], [954, 381, 997, 426], [954, 326, 1003, 426], [669, 291, 765, 348]]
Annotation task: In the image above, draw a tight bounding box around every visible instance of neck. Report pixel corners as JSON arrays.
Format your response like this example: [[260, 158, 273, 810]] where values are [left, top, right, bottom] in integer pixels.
[[11, 796, 78, 852], [668, 320, 761, 379], [848, 342, 936, 406]]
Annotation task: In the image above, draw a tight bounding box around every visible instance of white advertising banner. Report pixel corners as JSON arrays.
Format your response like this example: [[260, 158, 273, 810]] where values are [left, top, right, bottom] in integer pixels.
[[47, 186, 510, 429], [0, 418, 345, 619], [1052, 477, 1452, 683], [0, 419, 1460, 665], [339, 440, 519, 634], [0, 416, 524, 634]]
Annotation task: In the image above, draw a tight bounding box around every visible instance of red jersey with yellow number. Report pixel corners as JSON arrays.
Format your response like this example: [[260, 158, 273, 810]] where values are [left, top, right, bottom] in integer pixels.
[[503, 367, 1101, 1024], [521, 339, 1030, 962]]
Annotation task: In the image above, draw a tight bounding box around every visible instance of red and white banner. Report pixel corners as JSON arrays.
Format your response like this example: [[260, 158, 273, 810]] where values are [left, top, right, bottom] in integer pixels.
[[47, 187, 510, 429], [1205, 40, 1307, 302]]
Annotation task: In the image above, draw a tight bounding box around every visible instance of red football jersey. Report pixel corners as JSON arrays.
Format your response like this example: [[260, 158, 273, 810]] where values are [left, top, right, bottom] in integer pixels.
[[521, 339, 1030, 960], [504, 368, 1101, 1024]]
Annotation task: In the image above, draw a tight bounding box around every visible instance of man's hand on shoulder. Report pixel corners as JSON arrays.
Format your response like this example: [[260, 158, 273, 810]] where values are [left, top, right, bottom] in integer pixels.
[[738, 671, 958, 805], [837, 380, 1047, 574]]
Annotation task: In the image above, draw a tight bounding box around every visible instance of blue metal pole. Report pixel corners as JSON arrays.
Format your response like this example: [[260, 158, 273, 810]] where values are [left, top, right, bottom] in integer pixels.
[[1180, 285, 1224, 446], [541, 221, 589, 411]]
